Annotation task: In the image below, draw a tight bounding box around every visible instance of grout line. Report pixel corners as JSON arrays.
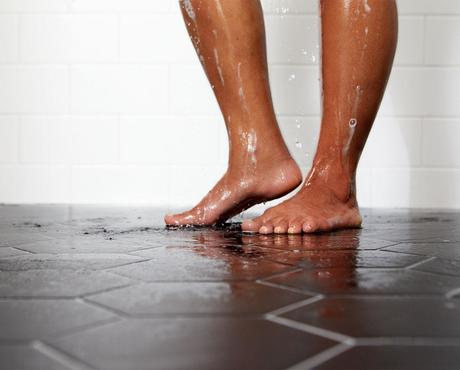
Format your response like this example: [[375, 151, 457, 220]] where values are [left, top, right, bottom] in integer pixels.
[[32, 340, 97, 370], [261, 266, 303, 280], [117, 115, 121, 164], [4, 61, 460, 69], [257, 279, 319, 296], [78, 296, 131, 318], [311, 293, 452, 299], [98, 257, 150, 271], [446, 287, 460, 299], [76, 283, 136, 299], [266, 315, 355, 345], [404, 256, 436, 270], [355, 337, 460, 346], [16, 15, 22, 63], [422, 14, 427, 65], [10, 245, 35, 254], [15, 113, 21, 164], [382, 247, 430, 256], [285, 343, 352, 370], [117, 12, 121, 63], [2, 113, 460, 120], [67, 63, 73, 204], [265, 295, 324, 316], [53, 316, 121, 339], [0, 296, 76, 300], [1, 11, 459, 16], [420, 116, 426, 167], [17, 116, 24, 164]]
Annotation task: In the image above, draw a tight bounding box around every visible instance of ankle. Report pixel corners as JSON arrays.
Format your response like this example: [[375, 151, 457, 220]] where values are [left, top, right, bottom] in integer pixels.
[[307, 158, 357, 203], [228, 144, 293, 170]]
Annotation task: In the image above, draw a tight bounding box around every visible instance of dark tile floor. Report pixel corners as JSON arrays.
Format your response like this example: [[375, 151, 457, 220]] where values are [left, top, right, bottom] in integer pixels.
[[1, 206, 460, 370]]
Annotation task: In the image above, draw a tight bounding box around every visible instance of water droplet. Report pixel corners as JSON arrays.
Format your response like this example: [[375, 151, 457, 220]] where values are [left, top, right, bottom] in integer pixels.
[[276, 6, 290, 14], [295, 139, 302, 148], [364, 0, 371, 13], [288, 74, 296, 81], [311, 55, 317, 63], [349, 118, 357, 127]]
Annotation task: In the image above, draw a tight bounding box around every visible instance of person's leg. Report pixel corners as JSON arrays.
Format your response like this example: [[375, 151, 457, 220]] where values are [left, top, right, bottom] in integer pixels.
[[165, 0, 301, 226], [243, 0, 398, 234]]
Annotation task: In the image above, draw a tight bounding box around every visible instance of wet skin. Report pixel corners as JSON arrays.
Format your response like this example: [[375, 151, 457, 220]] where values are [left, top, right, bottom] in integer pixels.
[[165, 0, 302, 226], [165, 0, 398, 234]]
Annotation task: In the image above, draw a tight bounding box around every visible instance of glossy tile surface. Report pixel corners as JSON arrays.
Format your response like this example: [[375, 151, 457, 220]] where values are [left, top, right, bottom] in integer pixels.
[[87, 281, 310, 316], [316, 345, 460, 370], [281, 297, 460, 338], [0, 206, 459, 369], [51, 318, 336, 370], [0, 346, 71, 370]]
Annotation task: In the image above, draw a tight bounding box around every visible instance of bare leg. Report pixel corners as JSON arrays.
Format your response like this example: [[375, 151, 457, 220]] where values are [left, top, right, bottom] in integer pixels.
[[165, 0, 301, 226], [242, 0, 398, 234]]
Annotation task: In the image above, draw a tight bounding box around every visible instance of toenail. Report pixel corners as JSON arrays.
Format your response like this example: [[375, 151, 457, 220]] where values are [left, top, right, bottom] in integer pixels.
[[288, 227, 295, 234], [274, 226, 282, 233], [260, 226, 268, 233]]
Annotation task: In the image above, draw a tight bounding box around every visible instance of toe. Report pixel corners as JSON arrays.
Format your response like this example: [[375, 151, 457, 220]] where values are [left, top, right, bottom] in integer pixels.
[[164, 214, 176, 225], [288, 219, 303, 234], [164, 213, 185, 226], [302, 217, 320, 233], [259, 223, 274, 234], [302, 222, 313, 233], [273, 219, 289, 234], [165, 210, 199, 226]]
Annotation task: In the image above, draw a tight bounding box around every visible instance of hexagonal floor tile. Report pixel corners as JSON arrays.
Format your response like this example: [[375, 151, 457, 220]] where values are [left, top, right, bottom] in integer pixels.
[[269, 250, 424, 269], [0, 270, 133, 297], [265, 268, 460, 295], [112, 246, 293, 282], [316, 345, 460, 370], [384, 242, 460, 261], [50, 318, 337, 370], [281, 297, 460, 338], [0, 299, 114, 340], [87, 282, 311, 316], [0, 253, 145, 271], [0, 345, 71, 370]]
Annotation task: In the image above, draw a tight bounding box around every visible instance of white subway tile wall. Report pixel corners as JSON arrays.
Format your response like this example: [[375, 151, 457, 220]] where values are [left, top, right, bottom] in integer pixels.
[[0, 0, 458, 209]]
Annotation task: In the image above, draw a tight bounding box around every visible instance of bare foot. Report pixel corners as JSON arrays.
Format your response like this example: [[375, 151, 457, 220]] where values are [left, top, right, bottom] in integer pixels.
[[241, 163, 362, 234], [164, 157, 302, 226]]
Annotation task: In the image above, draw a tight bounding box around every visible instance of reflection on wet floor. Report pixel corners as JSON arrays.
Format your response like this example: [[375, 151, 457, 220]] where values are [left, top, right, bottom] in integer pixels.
[[1, 206, 460, 369]]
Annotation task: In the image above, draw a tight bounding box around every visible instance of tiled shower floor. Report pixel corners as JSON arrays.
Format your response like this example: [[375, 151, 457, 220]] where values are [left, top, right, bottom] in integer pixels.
[[1, 205, 460, 370]]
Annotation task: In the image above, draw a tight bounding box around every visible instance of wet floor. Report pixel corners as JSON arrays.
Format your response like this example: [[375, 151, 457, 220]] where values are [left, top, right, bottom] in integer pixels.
[[1, 205, 460, 369]]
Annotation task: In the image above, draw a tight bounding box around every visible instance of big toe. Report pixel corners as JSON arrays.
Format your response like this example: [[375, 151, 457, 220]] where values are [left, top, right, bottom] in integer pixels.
[[164, 211, 195, 226], [164, 213, 180, 226]]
